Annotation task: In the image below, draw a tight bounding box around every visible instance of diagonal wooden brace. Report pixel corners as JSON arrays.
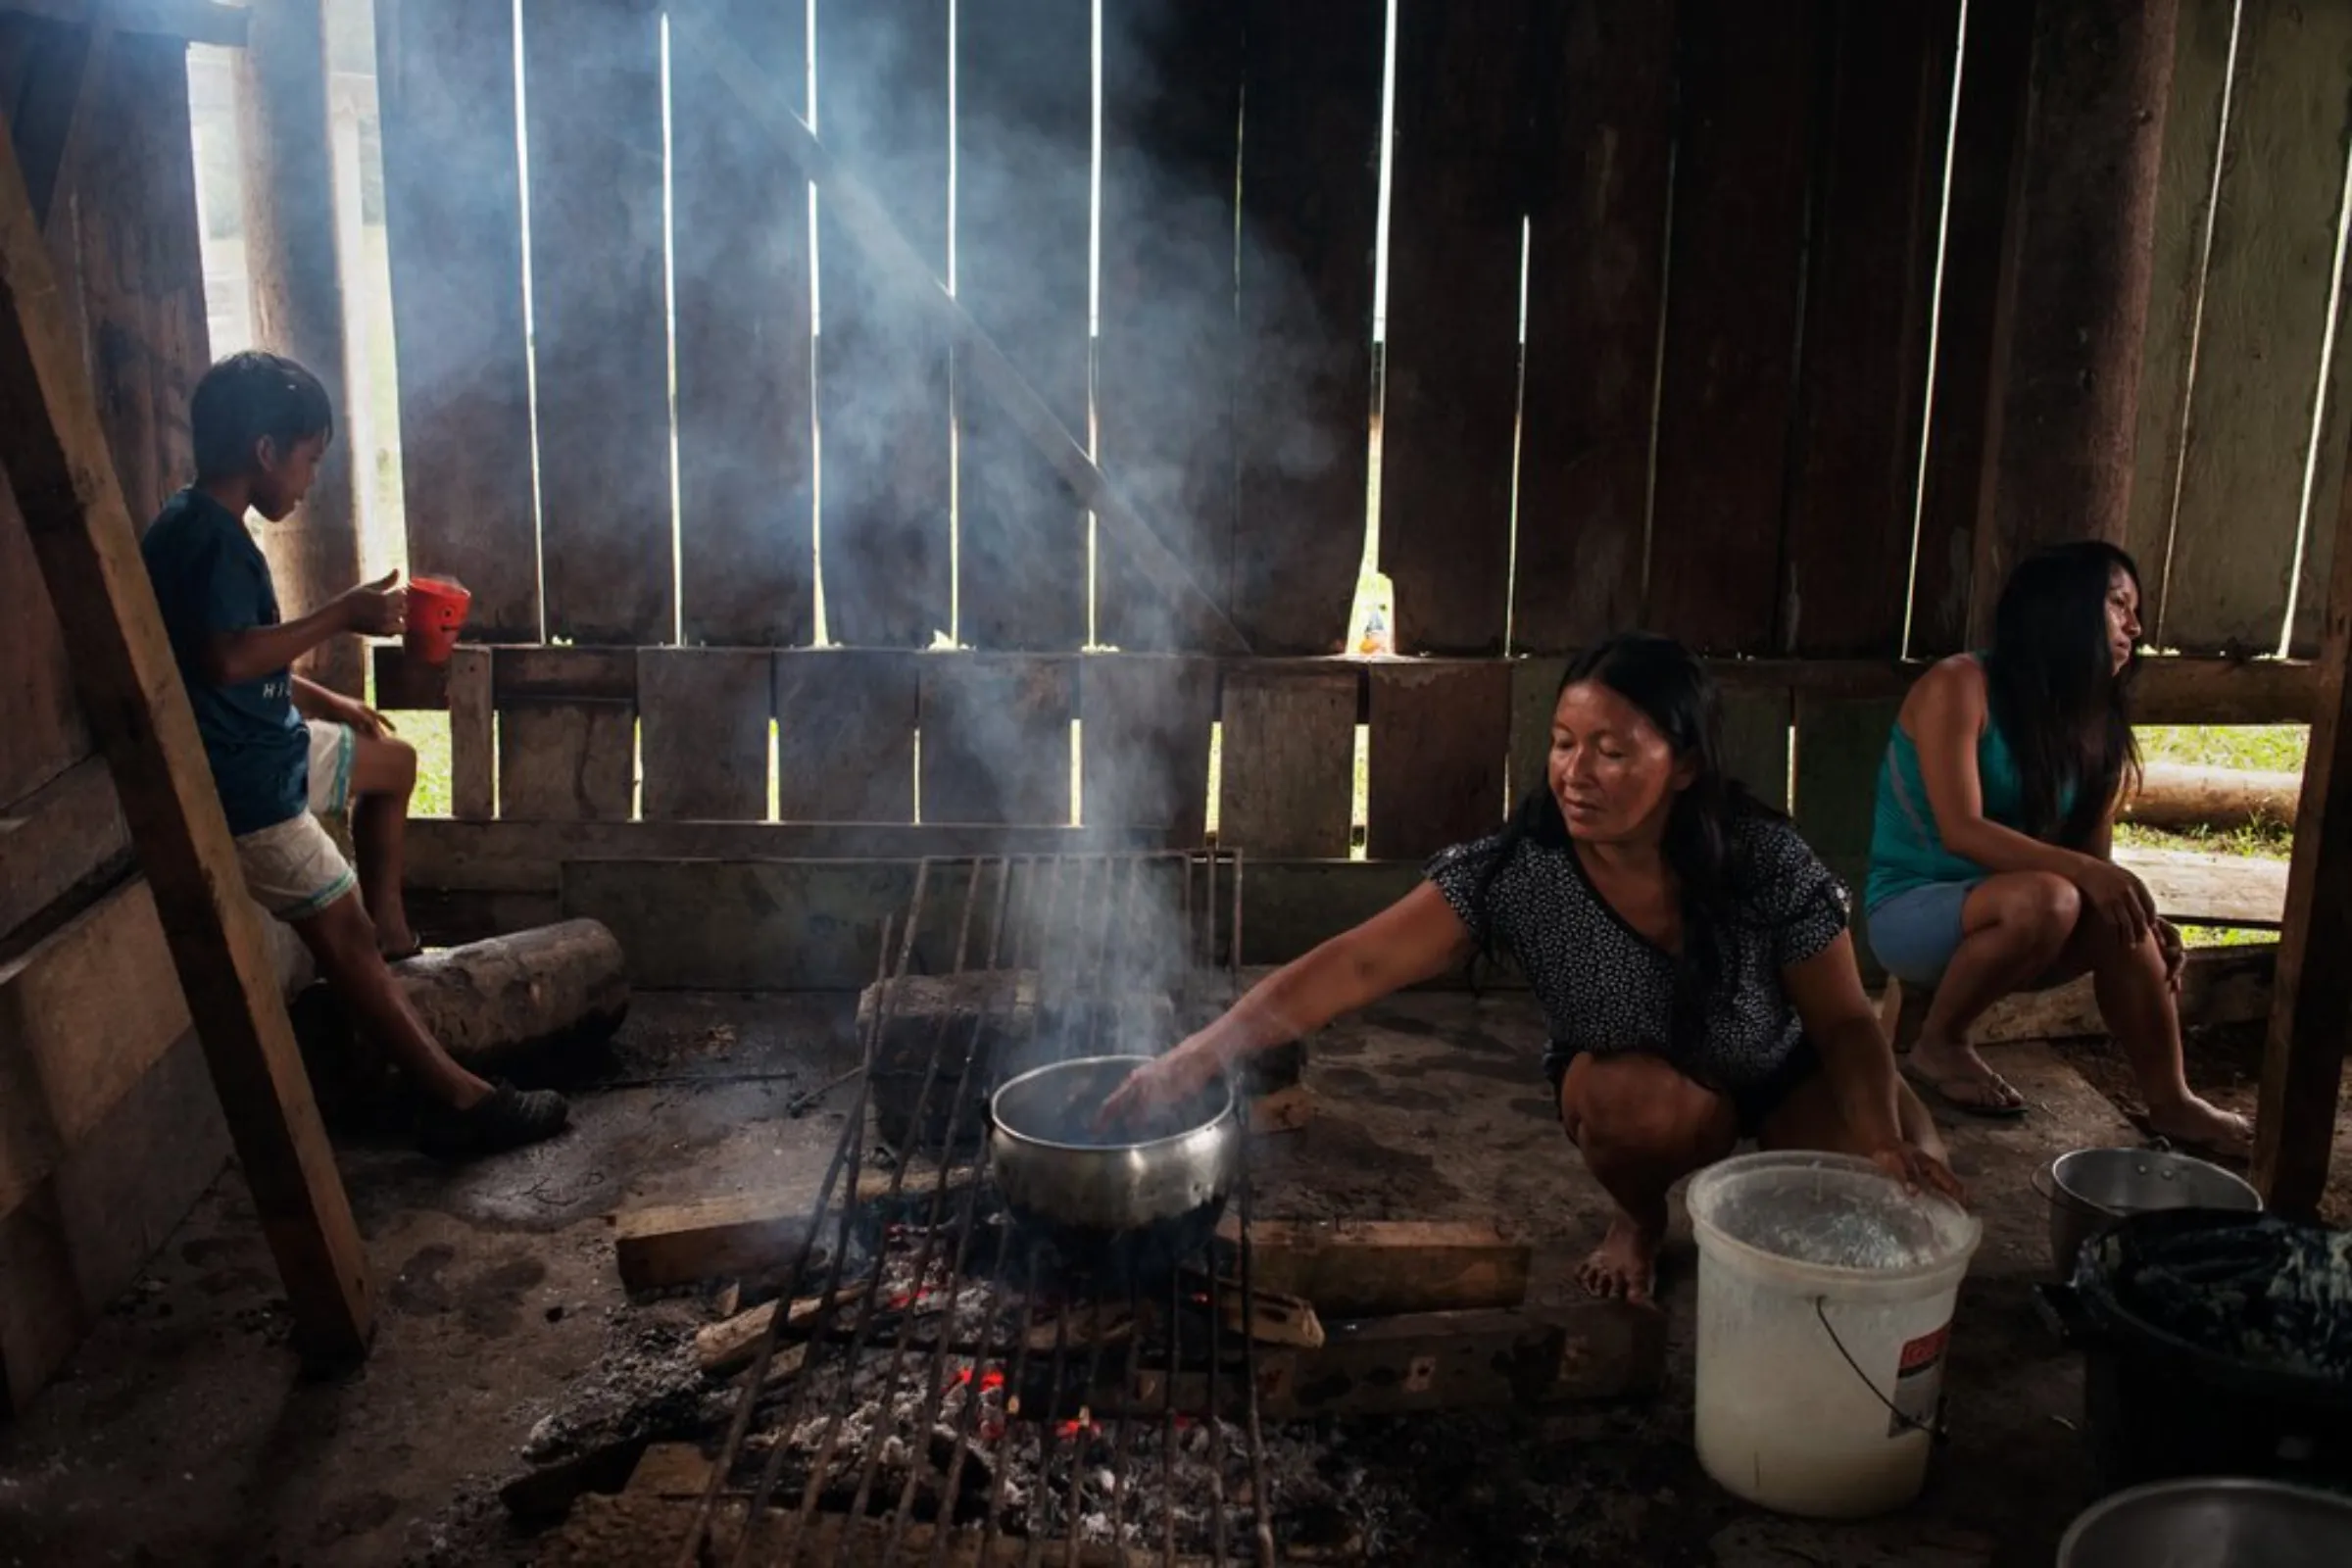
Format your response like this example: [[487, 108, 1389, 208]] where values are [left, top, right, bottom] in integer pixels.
[[668, 12, 1251, 657], [0, 99, 372, 1360]]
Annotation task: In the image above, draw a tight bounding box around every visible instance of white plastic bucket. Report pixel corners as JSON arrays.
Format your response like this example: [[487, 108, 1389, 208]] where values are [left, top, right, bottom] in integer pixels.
[[1686, 1151, 1983, 1519]]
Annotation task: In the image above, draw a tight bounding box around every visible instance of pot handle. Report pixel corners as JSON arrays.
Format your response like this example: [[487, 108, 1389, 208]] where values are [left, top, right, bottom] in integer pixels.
[[2034, 1282, 2092, 1348]]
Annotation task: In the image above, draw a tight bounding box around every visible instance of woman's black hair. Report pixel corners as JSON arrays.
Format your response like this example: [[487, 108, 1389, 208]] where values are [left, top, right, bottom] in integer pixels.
[[1981, 540, 2142, 848], [1471, 631, 1779, 1057]]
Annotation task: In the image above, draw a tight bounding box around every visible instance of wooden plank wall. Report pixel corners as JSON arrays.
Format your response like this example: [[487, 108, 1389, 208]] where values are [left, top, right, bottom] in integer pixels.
[[360, 1, 2351, 893], [0, 21, 234, 1412]]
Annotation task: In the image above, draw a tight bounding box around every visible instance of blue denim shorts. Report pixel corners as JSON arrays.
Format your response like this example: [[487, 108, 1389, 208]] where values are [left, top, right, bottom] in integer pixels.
[[1867, 880, 1984, 988]]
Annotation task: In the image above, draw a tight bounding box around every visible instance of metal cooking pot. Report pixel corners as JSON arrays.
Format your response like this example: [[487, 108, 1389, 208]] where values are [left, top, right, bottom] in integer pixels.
[[987, 1054, 1240, 1274], [2058, 1478, 2352, 1568], [2032, 1145, 2261, 1279]]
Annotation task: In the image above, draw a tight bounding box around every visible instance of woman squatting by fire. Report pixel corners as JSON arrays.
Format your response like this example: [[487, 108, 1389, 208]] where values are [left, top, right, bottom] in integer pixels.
[[1102, 631, 1960, 1305]]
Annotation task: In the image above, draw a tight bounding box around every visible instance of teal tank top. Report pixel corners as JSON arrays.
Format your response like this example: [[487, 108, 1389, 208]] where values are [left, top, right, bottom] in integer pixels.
[[1865, 695, 2070, 908]]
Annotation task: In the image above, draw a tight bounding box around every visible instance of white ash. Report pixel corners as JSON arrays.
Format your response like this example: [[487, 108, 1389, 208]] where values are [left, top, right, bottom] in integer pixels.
[[518, 1314, 718, 1463]]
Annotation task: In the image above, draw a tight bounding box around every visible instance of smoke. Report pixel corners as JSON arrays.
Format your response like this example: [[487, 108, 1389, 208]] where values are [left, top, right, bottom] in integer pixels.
[[370, 0, 1366, 833]]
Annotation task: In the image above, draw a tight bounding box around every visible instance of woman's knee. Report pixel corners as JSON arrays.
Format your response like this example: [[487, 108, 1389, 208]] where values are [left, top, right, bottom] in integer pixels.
[[1562, 1054, 1730, 1163], [1977, 871, 2082, 950]]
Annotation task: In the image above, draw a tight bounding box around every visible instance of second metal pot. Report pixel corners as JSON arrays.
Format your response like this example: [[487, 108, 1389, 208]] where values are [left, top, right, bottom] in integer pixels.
[[2032, 1144, 2261, 1279]]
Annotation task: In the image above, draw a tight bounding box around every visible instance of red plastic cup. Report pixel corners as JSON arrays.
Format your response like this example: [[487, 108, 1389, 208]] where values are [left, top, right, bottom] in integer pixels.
[[403, 574, 471, 666]]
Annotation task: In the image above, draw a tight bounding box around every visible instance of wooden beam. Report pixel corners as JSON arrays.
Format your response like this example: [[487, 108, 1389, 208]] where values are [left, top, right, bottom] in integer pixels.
[[0, 0, 245, 47], [1213, 1216, 1530, 1317], [2254, 393, 2352, 1212], [0, 107, 371, 1359], [610, 1195, 818, 1295], [10, 0, 114, 234], [237, 0, 364, 695], [664, 11, 1250, 657], [1048, 1301, 1663, 1419]]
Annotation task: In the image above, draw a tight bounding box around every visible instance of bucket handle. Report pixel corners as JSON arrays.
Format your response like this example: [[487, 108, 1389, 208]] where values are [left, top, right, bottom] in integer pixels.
[[1811, 1298, 1948, 1446]]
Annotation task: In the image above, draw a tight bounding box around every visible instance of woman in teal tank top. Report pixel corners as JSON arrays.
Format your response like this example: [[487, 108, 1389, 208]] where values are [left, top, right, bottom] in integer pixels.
[[1860, 542, 2249, 1159]]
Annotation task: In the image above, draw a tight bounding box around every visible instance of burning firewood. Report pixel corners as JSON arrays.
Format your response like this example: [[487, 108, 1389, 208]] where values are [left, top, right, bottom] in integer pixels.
[[698, 1282, 871, 1375], [1179, 1267, 1326, 1349]]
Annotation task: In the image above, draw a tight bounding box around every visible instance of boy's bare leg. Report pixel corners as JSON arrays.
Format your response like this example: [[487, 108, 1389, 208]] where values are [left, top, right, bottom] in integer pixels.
[[294, 891, 488, 1107], [348, 732, 419, 957]]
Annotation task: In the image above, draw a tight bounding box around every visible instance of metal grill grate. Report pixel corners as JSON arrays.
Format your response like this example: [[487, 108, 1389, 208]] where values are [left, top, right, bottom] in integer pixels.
[[674, 852, 1276, 1568]]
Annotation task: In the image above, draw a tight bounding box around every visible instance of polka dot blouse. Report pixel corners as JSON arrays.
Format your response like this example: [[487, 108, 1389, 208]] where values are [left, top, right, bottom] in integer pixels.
[[1425, 809, 1852, 1093]]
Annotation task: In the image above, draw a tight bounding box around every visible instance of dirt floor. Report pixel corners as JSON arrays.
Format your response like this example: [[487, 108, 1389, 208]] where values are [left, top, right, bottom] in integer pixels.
[[0, 985, 2331, 1567]]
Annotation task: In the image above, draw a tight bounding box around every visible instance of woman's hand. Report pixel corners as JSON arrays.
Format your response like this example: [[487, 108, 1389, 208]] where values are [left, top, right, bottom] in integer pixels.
[[2072, 858, 2156, 948], [1871, 1142, 1967, 1205], [1098, 1042, 1219, 1132], [2155, 917, 2186, 997]]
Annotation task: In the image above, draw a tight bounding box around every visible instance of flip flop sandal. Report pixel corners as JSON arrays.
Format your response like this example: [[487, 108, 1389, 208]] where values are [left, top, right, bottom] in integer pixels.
[[1900, 1060, 2030, 1121]]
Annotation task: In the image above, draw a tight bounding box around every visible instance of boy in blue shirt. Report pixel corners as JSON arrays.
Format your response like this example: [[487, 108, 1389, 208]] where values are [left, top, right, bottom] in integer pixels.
[[143, 352, 566, 1157]]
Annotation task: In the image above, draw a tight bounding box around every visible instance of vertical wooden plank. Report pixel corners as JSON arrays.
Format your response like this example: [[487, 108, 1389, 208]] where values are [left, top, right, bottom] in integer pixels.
[[74, 31, 208, 527], [956, 0, 1090, 653], [1376, 0, 1532, 657], [1079, 655, 1217, 843], [1506, 656, 1569, 810], [670, 0, 813, 648], [1720, 686, 1793, 813], [638, 649, 771, 822], [917, 655, 1076, 826], [1792, 695, 1900, 979], [1779, 0, 1952, 658], [0, 498, 84, 805], [1366, 662, 1511, 858], [237, 0, 365, 697], [1965, 1, 2180, 646], [2162, 5, 2352, 657], [2254, 418, 2352, 1213], [1230, 0, 1383, 657], [1096, 0, 1240, 652], [2296, 288, 2352, 662], [1645, 0, 1821, 655], [496, 701, 635, 822], [2125, 0, 2234, 643], [1217, 667, 1358, 858], [773, 649, 917, 822], [0, 97, 374, 1358], [446, 645, 493, 822], [1510, 3, 1676, 656], [519, 0, 671, 645], [374, 0, 539, 641], [1908, 0, 2034, 657], [813, 0, 952, 649]]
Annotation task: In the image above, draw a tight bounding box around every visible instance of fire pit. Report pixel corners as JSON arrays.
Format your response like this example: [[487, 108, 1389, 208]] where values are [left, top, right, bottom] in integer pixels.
[[674, 852, 1286, 1566]]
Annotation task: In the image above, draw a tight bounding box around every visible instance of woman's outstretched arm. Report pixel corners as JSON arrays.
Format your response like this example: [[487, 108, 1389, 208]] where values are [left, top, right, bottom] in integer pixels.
[[1102, 883, 1475, 1121]]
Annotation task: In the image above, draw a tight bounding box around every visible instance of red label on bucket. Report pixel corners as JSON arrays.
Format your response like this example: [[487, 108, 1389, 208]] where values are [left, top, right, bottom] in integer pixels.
[[1888, 1321, 1951, 1438], [1897, 1324, 1950, 1376]]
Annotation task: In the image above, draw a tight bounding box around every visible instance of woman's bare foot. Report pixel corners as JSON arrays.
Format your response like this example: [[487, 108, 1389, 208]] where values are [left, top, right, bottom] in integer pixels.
[[1576, 1210, 1662, 1305], [2139, 1094, 2254, 1160], [1902, 1033, 2027, 1116]]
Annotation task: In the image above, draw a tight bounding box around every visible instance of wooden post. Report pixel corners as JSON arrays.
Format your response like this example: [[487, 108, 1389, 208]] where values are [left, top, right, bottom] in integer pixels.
[[1966, 0, 2180, 642], [235, 0, 365, 696], [2253, 433, 2352, 1213], [0, 109, 373, 1358]]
